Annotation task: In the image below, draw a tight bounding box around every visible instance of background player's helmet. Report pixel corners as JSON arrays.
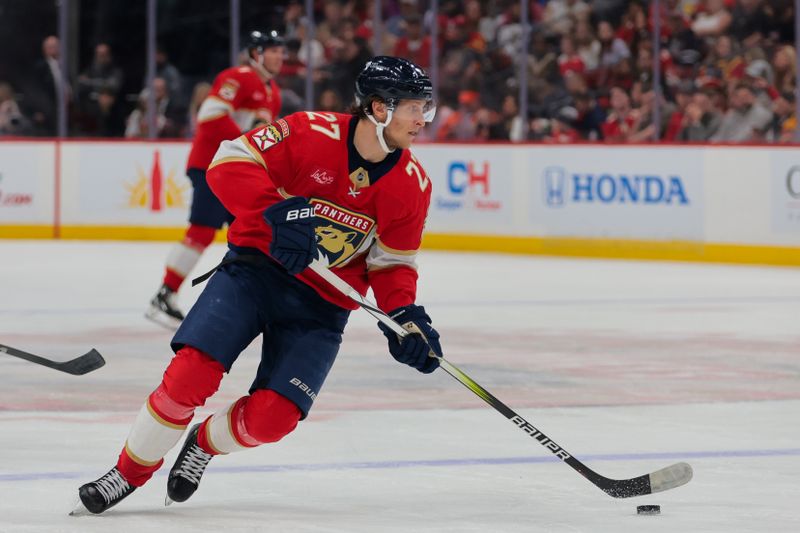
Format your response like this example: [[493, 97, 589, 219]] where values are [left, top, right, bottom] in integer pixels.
[[355, 56, 434, 121], [246, 30, 285, 53]]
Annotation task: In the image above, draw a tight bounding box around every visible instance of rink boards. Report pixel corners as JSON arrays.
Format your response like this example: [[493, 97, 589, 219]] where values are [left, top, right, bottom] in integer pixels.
[[0, 139, 798, 266]]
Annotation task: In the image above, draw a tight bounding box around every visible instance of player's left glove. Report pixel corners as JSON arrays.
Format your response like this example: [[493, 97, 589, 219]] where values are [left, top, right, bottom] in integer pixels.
[[378, 304, 441, 374], [263, 196, 317, 275]]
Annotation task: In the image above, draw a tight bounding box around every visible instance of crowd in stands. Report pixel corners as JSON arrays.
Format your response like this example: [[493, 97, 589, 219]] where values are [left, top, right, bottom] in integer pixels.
[[1, 0, 797, 143]]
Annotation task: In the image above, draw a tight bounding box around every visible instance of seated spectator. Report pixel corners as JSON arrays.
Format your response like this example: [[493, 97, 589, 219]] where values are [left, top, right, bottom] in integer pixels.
[[711, 83, 773, 142], [76, 43, 124, 136], [730, 0, 774, 48], [690, 0, 732, 38], [678, 87, 722, 141], [663, 82, 695, 141], [487, 93, 524, 141], [317, 87, 343, 112], [573, 91, 606, 140], [393, 14, 432, 69], [154, 45, 184, 106], [601, 85, 638, 142], [558, 35, 586, 77], [769, 91, 797, 143], [597, 20, 630, 70], [73, 84, 126, 137], [541, 106, 581, 143], [771, 45, 796, 95], [185, 81, 211, 139], [0, 82, 32, 135], [436, 89, 483, 140], [77, 43, 123, 107], [124, 77, 185, 138], [574, 19, 601, 72]]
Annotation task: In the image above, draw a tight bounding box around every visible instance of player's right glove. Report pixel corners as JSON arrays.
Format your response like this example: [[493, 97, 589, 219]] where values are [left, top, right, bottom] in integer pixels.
[[263, 197, 317, 275], [378, 304, 441, 374]]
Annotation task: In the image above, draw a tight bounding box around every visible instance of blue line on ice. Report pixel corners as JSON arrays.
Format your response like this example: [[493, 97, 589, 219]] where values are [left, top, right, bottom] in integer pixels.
[[2, 447, 799, 482]]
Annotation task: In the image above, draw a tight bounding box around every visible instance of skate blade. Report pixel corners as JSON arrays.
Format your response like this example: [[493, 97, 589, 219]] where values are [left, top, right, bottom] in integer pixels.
[[69, 498, 90, 516], [165, 495, 174, 507], [144, 308, 181, 331]]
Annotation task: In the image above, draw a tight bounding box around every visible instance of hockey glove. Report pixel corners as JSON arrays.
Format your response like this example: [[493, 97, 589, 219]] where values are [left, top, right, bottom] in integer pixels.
[[378, 304, 441, 374], [263, 197, 317, 275]]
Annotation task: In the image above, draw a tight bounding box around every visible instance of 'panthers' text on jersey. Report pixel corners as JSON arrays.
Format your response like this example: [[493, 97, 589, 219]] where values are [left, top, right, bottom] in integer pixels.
[[187, 66, 281, 172], [207, 111, 432, 312]]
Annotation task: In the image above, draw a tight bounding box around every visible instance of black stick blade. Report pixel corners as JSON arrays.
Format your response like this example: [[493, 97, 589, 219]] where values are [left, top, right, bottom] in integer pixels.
[[55, 349, 106, 375], [0, 344, 106, 375]]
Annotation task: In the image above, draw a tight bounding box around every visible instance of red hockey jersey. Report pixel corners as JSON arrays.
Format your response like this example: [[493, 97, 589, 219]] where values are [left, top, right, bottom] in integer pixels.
[[187, 65, 281, 171], [206, 112, 432, 312]]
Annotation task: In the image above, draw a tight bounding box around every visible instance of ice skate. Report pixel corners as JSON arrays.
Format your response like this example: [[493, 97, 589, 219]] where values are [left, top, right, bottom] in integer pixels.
[[70, 467, 135, 515], [145, 284, 184, 330], [165, 423, 213, 505]]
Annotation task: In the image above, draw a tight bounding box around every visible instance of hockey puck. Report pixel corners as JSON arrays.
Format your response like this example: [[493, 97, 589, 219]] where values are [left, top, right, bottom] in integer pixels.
[[636, 505, 661, 515]]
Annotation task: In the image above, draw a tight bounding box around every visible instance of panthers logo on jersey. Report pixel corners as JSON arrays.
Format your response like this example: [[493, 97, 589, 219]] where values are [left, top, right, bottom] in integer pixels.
[[311, 199, 375, 268]]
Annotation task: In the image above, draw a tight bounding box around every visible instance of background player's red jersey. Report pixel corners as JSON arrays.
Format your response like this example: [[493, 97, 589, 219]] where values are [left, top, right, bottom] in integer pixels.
[[207, 111, 432, 312], [187, 66, 281, 171]]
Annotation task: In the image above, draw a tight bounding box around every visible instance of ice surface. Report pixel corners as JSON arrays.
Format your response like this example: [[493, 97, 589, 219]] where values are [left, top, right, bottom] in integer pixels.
[[1, 240, 798, 532]]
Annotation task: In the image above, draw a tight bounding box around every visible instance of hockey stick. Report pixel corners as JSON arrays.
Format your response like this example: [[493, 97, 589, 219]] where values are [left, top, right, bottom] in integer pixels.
[[309, 261, 693, 498], [0, 344, 106, 375]]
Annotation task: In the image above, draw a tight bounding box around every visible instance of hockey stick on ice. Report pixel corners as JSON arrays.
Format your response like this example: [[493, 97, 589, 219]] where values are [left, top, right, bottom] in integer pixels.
[[0, 343, 106, 375], [308, 261, 693, 498]]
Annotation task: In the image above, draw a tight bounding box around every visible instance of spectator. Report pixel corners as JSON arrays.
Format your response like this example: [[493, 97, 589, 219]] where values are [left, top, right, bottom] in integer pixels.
[[76, 43, 124, 134], [769, 91, 797, 143], [543, 0, 591, 37], [393, 14, 432, 69], [771, 45, 796, 95], [663, 82, 695, 141], [558, 35, 586, 77], [601, 85, 638, 141], [185, 81, 211, 139], [0, 82, 31, 135], [317, 87, 343, 112], [542, 106, 581, 142], [488, 93, 524, 141], [74, 84, 126, 137], [690, 0, 732, 38], [678, 88, 722, 141], [574, 19, 601, 72], [124, 77, 185, 138], [77, 43, 123, 105], [729, 0, 773, 48], [573, 91, 606, 140], [597, 20, 631, 69], [26, 35, 66, 136], [436, 89, 483, 140], [154, 45, 184, 106], [711, 83, 773, 142]]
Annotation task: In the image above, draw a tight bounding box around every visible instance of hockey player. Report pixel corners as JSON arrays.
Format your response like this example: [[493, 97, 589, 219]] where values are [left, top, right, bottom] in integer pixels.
[[74, 56, 443, 514], [146, 30, 284, 328]]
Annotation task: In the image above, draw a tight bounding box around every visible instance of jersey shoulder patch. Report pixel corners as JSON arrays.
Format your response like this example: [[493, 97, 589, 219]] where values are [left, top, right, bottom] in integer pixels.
[[251, 122, 288, 151]]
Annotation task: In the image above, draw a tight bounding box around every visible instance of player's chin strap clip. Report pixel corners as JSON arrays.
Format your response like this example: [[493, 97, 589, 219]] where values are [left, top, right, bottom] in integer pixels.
[[366, 108, 396, 154]]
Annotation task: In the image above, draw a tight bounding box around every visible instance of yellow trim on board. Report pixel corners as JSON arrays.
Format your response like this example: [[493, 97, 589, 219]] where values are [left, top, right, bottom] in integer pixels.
[[0, 225, 55, 239], [2, 225, 799, 267], [421, 233, 800, 268]]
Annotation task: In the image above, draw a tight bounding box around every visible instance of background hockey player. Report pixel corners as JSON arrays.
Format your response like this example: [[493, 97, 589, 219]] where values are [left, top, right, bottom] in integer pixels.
[[75, 56, 444, 514], [146, 30, 284, 328]]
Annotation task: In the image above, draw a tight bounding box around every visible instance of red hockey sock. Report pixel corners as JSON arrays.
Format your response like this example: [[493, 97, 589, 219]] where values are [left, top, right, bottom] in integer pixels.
[[162, 224, 216, 291], [115, 347, 225, 486]]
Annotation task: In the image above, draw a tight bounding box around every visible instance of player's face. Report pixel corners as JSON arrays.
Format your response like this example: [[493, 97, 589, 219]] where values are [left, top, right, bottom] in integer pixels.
[[384, 99, 429, 150], [261, 46, 285, 75]]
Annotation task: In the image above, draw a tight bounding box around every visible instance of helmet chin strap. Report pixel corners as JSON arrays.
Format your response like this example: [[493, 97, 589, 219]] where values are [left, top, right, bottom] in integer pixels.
[[366, 108, 396, 154], [248, 55, 272, 80]]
